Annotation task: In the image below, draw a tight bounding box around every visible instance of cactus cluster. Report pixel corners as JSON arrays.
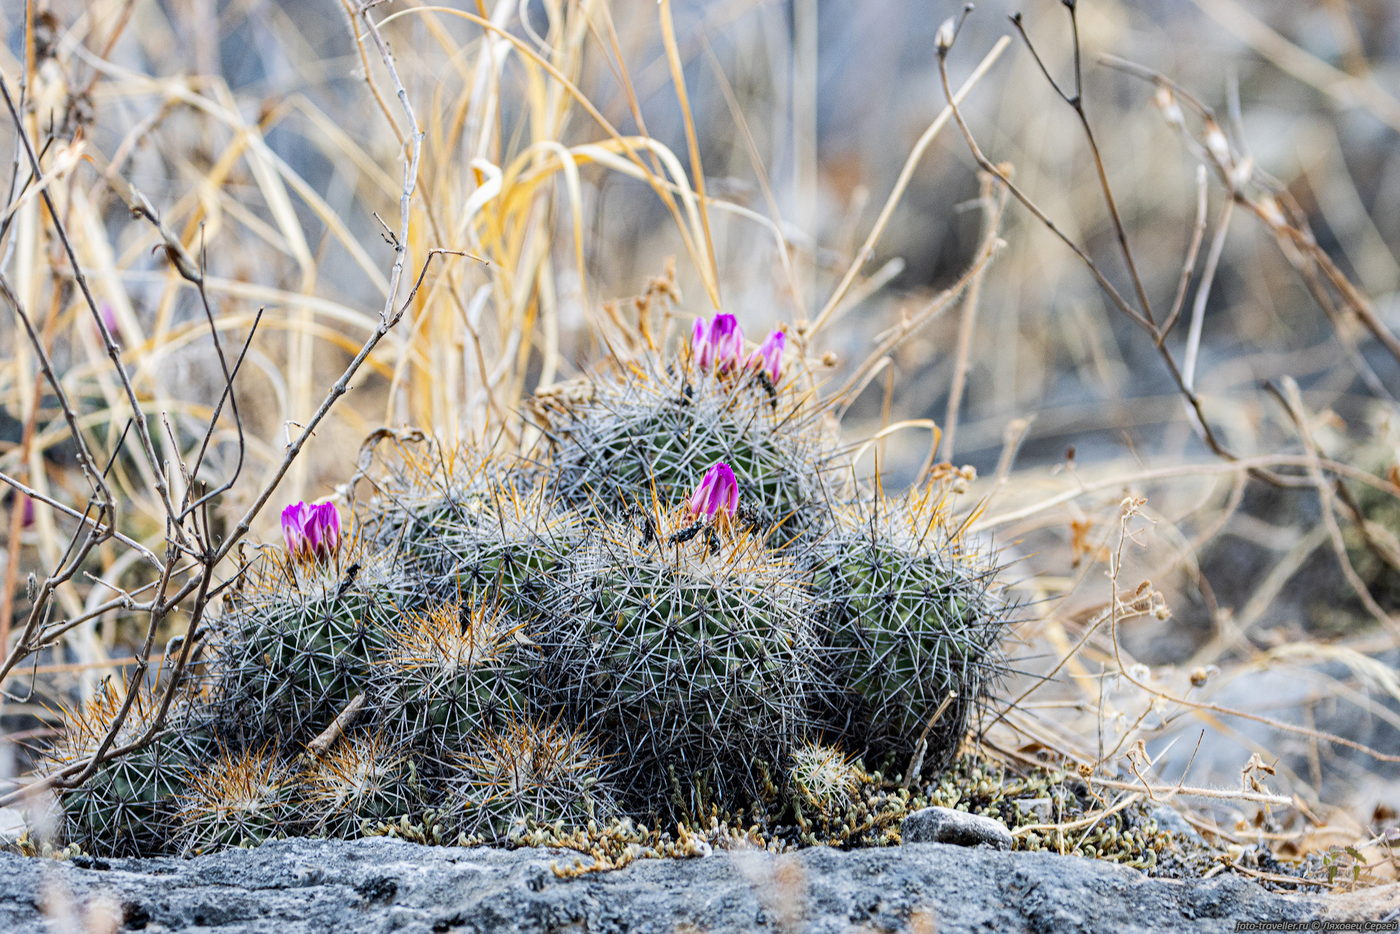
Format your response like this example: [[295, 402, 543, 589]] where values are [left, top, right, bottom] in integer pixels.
[[40, 313, 1014, 856]]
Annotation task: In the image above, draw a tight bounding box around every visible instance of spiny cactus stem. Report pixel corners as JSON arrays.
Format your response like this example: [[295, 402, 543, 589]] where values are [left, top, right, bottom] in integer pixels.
[[31, 557, 216, 806], [901, 689, 958, 792], [302, 693, 367, 762]]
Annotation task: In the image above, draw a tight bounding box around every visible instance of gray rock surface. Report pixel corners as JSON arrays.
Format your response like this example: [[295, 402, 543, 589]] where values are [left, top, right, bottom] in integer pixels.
[[1, 836, 1393, 933], [901, 805, 1014, 849]]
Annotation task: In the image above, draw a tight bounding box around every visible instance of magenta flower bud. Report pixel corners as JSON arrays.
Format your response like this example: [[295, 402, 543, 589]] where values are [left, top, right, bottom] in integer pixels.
[[691, 313, 745, 373], [691, 317, 715, 369], [749, 329, 785, 382], [305, 502, 341, 561], [281, 502, 311, 558], [709, 313, 744, 372], [687, 462, 739, 521], [281, 500, 341, 563], [19, 495, 34, 528]]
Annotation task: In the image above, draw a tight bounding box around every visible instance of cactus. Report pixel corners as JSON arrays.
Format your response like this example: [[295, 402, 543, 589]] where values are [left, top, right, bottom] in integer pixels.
[[298, 729, 422, 838], [542, 514, 816, 807], [808, 493, 1008, 775], [788, 740, 867, 817], [43, 313, 1014, 856], [443, 717, 613, 840], [358, 446, 576, 615], [47, 684, 215, 858], [203, 543, 415, 748], [372, 598, 534, 754], [786, 740, 869, 838], [175, 745, 298, 854], [540, 354, 840, 539]]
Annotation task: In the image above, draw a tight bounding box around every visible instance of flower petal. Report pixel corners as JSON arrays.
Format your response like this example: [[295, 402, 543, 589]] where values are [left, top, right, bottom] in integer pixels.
[[691, 317, 713, 369], [710, 314, 744, 371], [714, 463, 739, 517], [688, 462, 738, 520], [751, 329, 785, 382], [309, 502, 341, 560], [281, 502, 310, 556]]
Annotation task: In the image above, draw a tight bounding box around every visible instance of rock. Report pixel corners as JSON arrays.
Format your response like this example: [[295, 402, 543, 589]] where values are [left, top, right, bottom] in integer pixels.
[[902, 806, 1014, 849], [0, 836, 1389, 933], [1014, 796, 1053, 823], [1150, 805, 1206, 846]]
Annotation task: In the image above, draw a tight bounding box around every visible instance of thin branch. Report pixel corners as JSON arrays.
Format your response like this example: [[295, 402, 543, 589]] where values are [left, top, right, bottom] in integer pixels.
[[0, 70, 185, 538], [937, 28, 1244, 463], [1158, 166, 1209, 342], [809, 35, 1011, 337]]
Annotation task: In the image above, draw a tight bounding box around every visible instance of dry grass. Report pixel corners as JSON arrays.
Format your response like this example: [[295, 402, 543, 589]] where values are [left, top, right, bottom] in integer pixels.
[[0, 0, 1397, 886]]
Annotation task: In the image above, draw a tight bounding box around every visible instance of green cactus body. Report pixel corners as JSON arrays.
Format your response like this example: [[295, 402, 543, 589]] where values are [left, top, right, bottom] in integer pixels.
[[374, 599, 534, 753], [358, 446, 518, 561], [61, 727, 214, 858], [175, 746, 298, 854], [362, 450, 579, 620], [444, 717, 614, 841], [45, 684, 215, 857], [438, 498, 582, 622], [206, 548, 411, 746], [544, 360, 838, 537], [298, 729, 422, 838], [811, 501, 1006, 775], [546, 520, 816, 807]]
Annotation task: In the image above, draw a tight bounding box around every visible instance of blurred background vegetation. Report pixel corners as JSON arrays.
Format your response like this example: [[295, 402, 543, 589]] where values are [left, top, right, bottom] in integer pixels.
[[0, 0, 1396, 881]]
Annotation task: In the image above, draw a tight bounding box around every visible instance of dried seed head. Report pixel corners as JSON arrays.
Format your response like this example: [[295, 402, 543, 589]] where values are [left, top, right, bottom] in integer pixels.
[[1203, 118, 1231, 169], [935, 17, 957, 53], [1153, 86, 1184, 130]]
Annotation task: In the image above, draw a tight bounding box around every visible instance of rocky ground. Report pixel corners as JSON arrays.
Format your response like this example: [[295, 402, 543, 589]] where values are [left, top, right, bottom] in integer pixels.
[[3, 836, 1397, 933]]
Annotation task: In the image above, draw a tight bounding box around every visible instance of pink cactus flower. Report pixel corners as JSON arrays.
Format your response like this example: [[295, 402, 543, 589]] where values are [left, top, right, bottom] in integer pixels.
[[281, 500, 341, 562], [691, 313, 745, 372], [749, 329, 785, 382], [687, 462, 739, 521]]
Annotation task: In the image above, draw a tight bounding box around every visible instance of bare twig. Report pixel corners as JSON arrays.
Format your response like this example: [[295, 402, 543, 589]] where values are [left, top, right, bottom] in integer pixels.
[[1010, 5, 1156, 326], [809, 35, 1011, 337], [0, 0, 437, 810]]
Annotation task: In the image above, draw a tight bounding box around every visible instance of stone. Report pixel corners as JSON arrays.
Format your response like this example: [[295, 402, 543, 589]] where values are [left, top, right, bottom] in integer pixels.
[[1150, 805, 1206, 846], [0, 836, 1390, 933], [901, 805, 1014, 849], [1014, 796, 1054, 822]]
